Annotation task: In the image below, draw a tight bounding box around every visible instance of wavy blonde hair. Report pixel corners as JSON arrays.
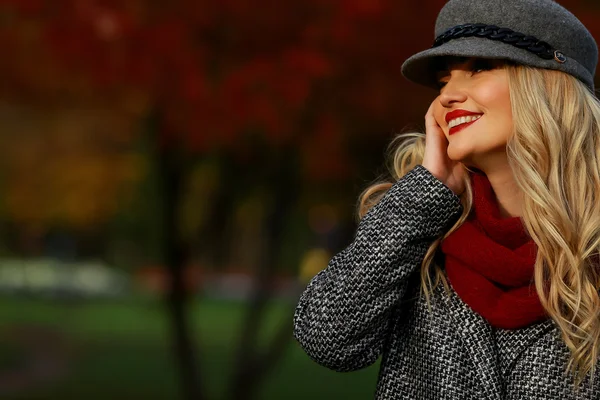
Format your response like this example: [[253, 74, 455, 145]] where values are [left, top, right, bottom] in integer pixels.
[[358, 64, 600, 387]]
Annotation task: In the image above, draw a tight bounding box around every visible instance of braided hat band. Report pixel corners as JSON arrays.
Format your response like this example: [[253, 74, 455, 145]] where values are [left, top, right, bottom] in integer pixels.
[[433, 23, 567, 64], [401, 0, 598, 91]]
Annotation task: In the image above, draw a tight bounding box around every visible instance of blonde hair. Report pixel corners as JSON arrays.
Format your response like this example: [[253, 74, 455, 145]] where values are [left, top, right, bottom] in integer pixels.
[[358, 64, 600, 387]]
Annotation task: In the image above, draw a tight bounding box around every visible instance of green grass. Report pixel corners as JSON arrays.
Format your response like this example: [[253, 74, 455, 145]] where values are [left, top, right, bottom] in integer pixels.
[[0, 296, 379, 400]]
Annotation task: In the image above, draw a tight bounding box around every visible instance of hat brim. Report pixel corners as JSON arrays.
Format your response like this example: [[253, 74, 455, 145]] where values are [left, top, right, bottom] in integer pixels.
[[401, 36, 589, 90]]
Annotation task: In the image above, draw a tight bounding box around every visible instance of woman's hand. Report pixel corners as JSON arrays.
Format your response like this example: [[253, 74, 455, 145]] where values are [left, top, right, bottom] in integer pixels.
[[421, 98, 467, 196]]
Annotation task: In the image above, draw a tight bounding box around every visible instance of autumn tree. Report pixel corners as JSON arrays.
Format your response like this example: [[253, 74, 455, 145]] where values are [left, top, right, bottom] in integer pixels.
[[4, 0, 597, 399], [0, 1, 481, 399]]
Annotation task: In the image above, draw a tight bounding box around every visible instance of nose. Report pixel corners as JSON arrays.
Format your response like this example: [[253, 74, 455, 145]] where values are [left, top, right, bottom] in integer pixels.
[[438, 74, 468, 108]]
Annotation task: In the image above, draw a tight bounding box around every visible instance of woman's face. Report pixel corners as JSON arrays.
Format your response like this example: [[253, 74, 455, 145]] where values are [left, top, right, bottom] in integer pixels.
[[432, 57, 513, 169]]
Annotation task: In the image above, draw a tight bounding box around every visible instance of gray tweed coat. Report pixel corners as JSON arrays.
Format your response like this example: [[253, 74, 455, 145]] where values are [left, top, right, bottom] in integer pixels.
[[293, 165, 599, 399]]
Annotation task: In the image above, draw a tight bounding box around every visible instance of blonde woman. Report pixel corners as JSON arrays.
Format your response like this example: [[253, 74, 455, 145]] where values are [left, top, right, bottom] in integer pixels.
[[293, 0, 600, 398]]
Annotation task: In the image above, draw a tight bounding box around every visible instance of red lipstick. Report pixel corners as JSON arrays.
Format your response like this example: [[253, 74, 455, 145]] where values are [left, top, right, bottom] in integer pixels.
[[446, 109, 483, 136], [445, 109, 481, 123]]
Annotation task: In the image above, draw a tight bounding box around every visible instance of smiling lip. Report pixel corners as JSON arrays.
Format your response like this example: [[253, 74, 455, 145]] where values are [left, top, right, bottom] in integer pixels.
[[446, 109, 483, 136], [449, 118, 480, 135], [445, 109, 482, 123]]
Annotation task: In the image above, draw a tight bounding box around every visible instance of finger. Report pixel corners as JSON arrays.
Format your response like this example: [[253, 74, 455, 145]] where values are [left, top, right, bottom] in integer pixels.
[[425, 98, 441, 128]]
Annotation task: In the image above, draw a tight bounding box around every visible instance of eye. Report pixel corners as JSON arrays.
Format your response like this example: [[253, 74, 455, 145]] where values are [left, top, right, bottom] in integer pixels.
[[471, 59, 495, 74], [436, 72, 450, 90]]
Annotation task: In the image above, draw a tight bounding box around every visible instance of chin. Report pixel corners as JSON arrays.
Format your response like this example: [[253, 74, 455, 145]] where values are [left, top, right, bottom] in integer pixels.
[[446, 145, 471, 163]]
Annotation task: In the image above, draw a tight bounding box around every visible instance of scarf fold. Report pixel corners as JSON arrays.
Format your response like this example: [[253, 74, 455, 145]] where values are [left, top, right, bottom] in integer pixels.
[[440, 171, 548, 329]]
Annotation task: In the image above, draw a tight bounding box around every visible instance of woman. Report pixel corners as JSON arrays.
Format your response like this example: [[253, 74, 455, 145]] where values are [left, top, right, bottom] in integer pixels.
[[293, 0, 600, 399]]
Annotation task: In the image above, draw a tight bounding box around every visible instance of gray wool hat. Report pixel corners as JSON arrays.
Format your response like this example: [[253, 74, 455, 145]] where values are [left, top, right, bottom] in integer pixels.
[[401, 0, 598, 91]]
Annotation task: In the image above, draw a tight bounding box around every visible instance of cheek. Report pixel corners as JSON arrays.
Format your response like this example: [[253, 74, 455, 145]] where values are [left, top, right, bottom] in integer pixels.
[[496, 87, 512, 120], [494, 89, 513, 134], [479, 83, 513, 127]]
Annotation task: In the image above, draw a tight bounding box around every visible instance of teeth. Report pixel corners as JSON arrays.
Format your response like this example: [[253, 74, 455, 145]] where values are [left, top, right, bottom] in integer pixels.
[[448, 114, 482, 129]]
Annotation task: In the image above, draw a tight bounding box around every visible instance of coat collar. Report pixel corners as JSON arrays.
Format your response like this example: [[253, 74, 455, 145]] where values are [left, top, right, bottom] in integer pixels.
[[436, 282, 502, 400], [435, 281, 555, 399], [494, 319, 555, 377]]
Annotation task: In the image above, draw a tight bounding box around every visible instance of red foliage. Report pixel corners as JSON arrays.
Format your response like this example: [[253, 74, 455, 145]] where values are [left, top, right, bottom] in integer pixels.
[[4, 0, 596, 180], [303, 114, 351, 181], [2, 1, 408, 136]]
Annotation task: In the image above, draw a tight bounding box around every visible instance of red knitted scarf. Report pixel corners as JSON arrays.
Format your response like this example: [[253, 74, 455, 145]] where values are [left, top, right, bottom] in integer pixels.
[[440, 171, 548, 329]]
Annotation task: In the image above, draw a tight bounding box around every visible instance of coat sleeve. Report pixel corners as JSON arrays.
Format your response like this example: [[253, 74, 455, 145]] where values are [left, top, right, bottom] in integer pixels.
[[292, 164, 463, 372]]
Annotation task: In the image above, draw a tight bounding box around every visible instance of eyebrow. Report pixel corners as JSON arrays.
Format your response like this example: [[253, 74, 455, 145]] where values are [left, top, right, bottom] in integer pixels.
[[434, 57, 463, 80], [435, 66, 451, 82], [435, 57, 485, 82]]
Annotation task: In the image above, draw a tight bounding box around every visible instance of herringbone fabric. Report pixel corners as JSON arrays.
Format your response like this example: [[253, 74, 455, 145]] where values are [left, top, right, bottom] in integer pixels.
[[293, 164, 600, 399]]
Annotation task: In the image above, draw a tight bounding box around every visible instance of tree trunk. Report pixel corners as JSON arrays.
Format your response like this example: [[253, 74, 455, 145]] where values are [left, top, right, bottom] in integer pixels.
[[227, 145, 299, 400], [155, 124, 203, 400]]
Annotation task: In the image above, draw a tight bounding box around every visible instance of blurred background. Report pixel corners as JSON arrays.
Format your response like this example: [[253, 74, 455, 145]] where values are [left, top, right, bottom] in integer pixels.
[[0, 1, 598, 399]]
